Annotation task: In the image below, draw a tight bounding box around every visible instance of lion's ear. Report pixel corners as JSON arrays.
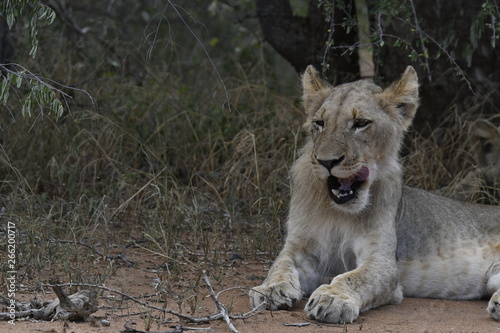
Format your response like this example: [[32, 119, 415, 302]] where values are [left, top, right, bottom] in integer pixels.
[[378, 66, 419, 131], [302, 65, 334, 116]]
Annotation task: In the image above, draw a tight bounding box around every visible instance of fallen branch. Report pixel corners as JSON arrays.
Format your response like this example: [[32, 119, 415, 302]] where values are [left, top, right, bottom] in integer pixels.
[[0, 285, 98, 321], [37, 281, 265, 325]]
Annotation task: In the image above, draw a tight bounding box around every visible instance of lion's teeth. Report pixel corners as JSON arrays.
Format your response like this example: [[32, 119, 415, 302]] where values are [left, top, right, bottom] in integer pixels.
[[332, 189, 355, 198]]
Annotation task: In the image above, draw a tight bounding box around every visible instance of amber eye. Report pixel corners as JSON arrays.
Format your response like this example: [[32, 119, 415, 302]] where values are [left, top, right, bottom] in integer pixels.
[[352, 118, 371, 130]]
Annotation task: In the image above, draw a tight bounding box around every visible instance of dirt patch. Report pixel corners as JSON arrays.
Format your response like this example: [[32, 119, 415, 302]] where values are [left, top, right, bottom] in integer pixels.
[[3, 247, 499, 333]]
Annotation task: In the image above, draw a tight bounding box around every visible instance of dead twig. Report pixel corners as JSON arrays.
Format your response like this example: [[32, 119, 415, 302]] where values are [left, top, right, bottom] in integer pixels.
[[122, 323, 213, 332], [202, 270, 238, 333], [122, 323, 184, 333], [284, 322, 311, 327]]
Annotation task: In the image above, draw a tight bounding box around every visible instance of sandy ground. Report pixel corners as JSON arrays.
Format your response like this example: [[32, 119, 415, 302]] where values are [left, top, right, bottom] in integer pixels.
[[3, 248, 500, 333]]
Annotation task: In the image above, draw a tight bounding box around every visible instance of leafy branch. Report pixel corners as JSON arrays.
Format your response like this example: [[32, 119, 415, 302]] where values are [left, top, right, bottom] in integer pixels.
[[0, 64, 95, 120], [2, 0, 56, 57]]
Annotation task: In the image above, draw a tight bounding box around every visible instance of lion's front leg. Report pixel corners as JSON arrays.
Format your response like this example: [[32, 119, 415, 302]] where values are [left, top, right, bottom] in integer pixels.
[[304, 263, 402, 323], [249, 240, 321, 311]]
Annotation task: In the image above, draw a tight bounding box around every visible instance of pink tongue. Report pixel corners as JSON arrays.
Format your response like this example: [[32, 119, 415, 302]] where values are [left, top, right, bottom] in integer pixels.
[[338, 167, 369, 191]]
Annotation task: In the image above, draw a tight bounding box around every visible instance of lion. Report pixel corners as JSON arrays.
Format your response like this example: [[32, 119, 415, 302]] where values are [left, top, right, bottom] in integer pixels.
[[249, 65, 500, 323], [439, 119, 500, 204]]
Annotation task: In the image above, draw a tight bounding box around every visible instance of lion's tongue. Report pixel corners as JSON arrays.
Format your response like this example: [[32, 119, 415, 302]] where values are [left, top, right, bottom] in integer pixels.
[[338, 167, 369, 191]]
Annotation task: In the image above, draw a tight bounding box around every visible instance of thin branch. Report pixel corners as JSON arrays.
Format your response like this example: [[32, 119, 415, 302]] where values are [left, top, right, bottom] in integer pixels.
[[390, 16, 475, 94], [322, 0, 335, 76], [144, 2, 171, 60], [407, 0, 431, 81], [202, 270, 238, 333]]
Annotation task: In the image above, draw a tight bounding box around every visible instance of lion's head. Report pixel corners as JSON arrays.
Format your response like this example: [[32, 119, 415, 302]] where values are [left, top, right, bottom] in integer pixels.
[[300, 66, 419, 213]]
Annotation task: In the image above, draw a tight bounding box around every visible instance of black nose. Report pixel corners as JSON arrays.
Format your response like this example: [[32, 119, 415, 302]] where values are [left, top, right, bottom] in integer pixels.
[[317, 156, 344, 171]]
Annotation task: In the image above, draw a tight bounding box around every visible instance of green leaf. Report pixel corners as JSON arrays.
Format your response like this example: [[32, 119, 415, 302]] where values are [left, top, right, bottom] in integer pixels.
[[6, 13, 15, 29], [50, 99, 64, 119], [209, 37, 219, 47], [0, 79, 10, 104], [14, 75, 23, 88], [22, 95, 32, 118]]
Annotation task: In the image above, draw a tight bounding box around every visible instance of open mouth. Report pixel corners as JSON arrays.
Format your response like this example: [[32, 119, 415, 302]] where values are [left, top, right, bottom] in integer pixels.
[[327, 166, 369, 204]]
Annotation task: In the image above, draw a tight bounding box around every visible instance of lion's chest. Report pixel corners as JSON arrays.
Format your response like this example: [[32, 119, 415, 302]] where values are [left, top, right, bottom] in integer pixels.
[[291, 217, 374, 278]]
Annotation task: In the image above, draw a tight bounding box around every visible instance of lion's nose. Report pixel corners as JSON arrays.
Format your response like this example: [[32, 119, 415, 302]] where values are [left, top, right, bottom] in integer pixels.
[[317, 155, 345, 171]]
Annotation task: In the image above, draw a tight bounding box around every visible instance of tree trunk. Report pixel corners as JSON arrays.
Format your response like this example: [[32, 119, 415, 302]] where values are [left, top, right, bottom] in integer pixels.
[[255, 0, 359, 83]]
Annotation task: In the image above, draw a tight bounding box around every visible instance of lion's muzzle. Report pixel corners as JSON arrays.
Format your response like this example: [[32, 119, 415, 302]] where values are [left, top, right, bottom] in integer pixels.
[[327, 167, 369, 204]]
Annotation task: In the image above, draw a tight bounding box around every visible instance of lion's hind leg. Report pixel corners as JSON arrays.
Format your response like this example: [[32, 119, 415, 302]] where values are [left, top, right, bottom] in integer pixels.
[[486, 272, 500, 321]]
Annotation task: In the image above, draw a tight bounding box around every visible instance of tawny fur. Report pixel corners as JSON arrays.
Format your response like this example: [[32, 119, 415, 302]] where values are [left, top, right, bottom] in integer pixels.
[[249, 65, 500, 323]]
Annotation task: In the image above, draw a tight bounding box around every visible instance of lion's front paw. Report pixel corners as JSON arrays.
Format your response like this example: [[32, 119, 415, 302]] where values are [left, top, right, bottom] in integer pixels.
[[305, 285, 360, 323], [249, 281, 302, 311], [488, 290, 500, 321]]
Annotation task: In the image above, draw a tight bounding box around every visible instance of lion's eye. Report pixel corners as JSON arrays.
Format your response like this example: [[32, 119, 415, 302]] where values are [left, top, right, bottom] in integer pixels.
[[352, 118, 371, 130], [313, 120, 325, 130]]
